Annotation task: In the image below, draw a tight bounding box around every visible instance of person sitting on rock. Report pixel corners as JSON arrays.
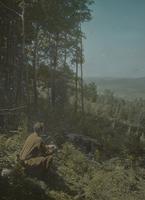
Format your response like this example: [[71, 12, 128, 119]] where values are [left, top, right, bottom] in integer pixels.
[[19, 122, 56, 176]]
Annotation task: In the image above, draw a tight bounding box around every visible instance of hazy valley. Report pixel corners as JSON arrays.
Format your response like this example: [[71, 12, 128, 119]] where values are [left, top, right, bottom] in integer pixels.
[[85, 76, 145, 100]]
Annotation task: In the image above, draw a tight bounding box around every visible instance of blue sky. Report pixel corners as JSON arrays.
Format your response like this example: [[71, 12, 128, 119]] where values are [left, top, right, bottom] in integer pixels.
[[82, 0, 145, 77]]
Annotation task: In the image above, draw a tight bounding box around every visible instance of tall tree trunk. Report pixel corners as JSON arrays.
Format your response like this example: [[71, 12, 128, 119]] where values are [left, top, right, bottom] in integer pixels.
[[32, 25, 39, 110], [16, 0, 25, 105], [64, 33, 67, 69], [75, 49, 79, 113], [21, 0, 25, 104], [80, 29, 84, 114], [52, 32, 59, 109], [48, 33, 52, 105]]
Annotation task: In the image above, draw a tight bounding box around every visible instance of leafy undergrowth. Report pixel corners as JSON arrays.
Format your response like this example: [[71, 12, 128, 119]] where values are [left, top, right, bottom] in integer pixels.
[[1, 133, 145, 200]]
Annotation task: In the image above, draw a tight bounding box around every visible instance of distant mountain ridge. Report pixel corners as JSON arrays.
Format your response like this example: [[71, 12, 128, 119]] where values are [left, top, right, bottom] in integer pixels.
[[85, 77, 145, 100]]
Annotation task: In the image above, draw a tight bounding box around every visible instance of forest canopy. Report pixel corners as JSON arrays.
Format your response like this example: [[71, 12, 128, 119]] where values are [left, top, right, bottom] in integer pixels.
[[0, 0, 94, 129]]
